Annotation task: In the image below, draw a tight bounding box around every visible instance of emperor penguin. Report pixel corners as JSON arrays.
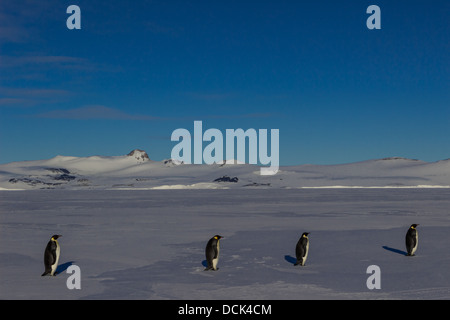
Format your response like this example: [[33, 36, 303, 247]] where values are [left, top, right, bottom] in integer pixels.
[[295, 232, 309, 266], [405, 224, 419, 256], [41, 235, 62, 276], [204, 235, 223, 271]]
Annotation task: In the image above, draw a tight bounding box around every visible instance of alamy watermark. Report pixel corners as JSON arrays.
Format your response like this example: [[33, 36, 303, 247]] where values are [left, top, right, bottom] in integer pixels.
[[66, 5, 81, 30], [171, 121, 279, 175], [66, 265, 81, 290], [366, 265, 381, 290], [366, 5, 381, 30], [66, 4, 381, 31]]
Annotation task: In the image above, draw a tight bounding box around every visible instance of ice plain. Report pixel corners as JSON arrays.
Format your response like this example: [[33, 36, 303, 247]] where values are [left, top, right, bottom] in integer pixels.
[[1, 188, 449, 300]]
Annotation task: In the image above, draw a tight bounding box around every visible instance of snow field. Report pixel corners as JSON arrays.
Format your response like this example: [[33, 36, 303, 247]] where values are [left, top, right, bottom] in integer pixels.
[[0, 189, 449, 299]]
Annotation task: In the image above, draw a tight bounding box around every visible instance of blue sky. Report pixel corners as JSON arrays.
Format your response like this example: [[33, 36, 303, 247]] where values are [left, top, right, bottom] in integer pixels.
[[0, 0, 449, 165]]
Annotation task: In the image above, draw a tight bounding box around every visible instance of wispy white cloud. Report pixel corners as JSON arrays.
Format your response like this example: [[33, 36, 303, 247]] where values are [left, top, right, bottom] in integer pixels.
[[0, 98, 32, 106], [0, 87, 71, 107], [34, 105, 162, 121], [0, 87, 70, 97], [32, 105, 279, 121], [0, 55, 89, 69]]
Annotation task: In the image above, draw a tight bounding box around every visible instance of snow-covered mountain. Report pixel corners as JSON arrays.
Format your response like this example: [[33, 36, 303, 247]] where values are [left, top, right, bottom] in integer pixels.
[[1, 149, 450, 190]]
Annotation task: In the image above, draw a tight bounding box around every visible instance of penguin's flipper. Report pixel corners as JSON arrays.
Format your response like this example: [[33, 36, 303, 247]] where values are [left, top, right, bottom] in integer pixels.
[[406, 239, 416, 256], [44, 242, 57, 265], [50, 244, 57, 264], [301, 242, 307, 258], [406, 237, 415, 250]]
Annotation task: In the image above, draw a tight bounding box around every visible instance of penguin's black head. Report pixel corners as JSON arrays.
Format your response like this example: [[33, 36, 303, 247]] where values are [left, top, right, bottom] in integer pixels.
[[410, 224, 419, 229], [213, 235, 223, 240], [51, 235, 62, 240], [302, 232, 310, 237]]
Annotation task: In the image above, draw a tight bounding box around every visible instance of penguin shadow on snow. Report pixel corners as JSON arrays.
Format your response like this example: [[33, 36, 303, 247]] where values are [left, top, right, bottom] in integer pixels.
[[55, 261, 75, 274], [382, 246, 408, 256], [284, 255, 297, 265]]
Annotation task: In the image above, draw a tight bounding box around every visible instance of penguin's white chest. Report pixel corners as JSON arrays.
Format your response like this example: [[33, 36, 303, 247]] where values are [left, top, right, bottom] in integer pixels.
[[303, 241, 309, 262], [411, 232, 418, 255], [300, 241, 309, 266], [212, 242, 220, 270], [51, 243, 60, 275]]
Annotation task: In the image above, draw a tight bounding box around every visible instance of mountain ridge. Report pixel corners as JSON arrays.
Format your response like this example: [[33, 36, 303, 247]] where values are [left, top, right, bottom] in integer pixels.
[[1, 149, 449, 190]]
